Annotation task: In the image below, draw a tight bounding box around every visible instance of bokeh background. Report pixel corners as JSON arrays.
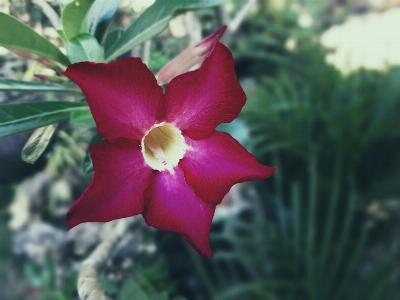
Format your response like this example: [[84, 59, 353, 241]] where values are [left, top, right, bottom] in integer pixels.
[[1, 0, 400, 299]]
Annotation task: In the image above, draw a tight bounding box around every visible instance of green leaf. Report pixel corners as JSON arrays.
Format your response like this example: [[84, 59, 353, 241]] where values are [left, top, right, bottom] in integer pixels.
[[0, 13, 69, 66], [82, 133, 103, 173], [24, 262, 42, 288], [70, 108, 95, 125], [0, 101, 88, 138], [22, 125, 57, 164], [88, 0, 121, 43], [104, 29, 130, 58], [56, 29, 68, 42], [104, 29, 122, 56], [0, 78, 81, 93], [105, 0, 226, 61], [61, 0, 95, 40], [66, 33, 104, 63]]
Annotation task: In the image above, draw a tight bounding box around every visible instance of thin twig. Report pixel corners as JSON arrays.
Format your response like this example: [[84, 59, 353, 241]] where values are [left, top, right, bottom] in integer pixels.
[[142, 40, 152, 66], [77, 219, 128, 300], [183, 11, 202, 45], [229, 0, 257, 32], [217, 0, 258, 46], [32, 0, 61, 29]]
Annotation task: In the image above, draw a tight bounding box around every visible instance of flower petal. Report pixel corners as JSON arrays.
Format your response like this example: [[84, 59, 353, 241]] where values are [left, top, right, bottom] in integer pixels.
[[63, 57, 163, 141], [143, 167, 216, 257], [180, 131, 276, 204], [67, 138, 152, 229], [164, 42, 246, 140]]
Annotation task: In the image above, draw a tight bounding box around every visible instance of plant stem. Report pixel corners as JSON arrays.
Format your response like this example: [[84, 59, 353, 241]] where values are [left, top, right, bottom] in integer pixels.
[[77, 219, 128, 300]]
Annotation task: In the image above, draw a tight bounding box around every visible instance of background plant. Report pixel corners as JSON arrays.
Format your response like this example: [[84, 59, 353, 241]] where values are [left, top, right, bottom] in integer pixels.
[[1, 0, 400, 299]]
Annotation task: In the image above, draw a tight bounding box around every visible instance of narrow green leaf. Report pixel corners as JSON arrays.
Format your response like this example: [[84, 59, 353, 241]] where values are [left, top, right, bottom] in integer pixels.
[[104, 29, 130, 59], [104, 29, 123, 56], [66, 33, 104, 63], [0, 13, 69, 66], [88, 0, 121, 43], [0, 79, 81, 93], [70, 108, 95, 125], [105, 0, 226, 61], [61, 0, 95, 40], [22, 124, 57, 164], [0, 101, 88, 138], [83, 133, 103, 173]]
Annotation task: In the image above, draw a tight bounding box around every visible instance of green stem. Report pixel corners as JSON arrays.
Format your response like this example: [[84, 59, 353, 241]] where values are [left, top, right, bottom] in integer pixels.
[[318, 159, 342, 278], [325, 173, 361, 298], [290, 181, 301, 275], [187, 245, 216, 297], [272, 152, 288, 251], [333, 224, 369, 300], [306, 154, 318, 300]]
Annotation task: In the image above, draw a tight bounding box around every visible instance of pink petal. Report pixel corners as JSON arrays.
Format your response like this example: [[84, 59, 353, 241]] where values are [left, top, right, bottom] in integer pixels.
[[143, 167, 216, 257], [155, 26, 227, 86], [164, 42, 246, 140], [63, 58, 163, 142], [67, 138, 152, 229], [180, 131, 276, 204]]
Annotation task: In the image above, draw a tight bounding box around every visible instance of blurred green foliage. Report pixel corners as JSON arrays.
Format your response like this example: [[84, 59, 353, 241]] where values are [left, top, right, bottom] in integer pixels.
[[2, 0, 400, 299], [157, 2, 400, 300]]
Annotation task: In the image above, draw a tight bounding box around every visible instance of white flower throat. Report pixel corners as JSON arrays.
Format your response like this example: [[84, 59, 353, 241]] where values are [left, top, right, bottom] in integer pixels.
[[141, 123, 187, 171]]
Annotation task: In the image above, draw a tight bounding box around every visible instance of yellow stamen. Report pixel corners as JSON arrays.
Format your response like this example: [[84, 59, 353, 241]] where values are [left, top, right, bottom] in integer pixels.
[[141, 123, 187, 171]]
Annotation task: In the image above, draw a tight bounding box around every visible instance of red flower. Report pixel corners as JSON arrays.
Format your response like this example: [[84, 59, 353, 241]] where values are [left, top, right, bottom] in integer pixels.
[[63, 42, 275, 256]]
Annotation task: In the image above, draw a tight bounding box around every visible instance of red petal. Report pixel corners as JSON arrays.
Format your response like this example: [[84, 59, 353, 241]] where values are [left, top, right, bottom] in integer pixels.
[[67, 138, 152, 229], [63, 58, 163, 141], [180, 131, 276, 204], [143, 167, 216, 257], [164, 42, 246, 140]]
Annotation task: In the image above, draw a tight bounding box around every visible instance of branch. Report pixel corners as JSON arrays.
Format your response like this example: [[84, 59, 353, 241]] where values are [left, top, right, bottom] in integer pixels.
[[183, 11, 202, 45], [229, 0, 257, 32], [32, 0, 61, 29], [142, 40, 151, 66], [216, 0, 257, 46], [77, 219, 128, 300]]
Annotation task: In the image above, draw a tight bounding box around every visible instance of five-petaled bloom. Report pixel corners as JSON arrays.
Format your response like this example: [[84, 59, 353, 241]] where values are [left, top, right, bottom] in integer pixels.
[[63, 42, 275, 257]]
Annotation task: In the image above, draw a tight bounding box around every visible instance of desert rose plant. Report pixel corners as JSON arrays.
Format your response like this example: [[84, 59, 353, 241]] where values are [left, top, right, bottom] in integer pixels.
[[0, 0, 274, 259]]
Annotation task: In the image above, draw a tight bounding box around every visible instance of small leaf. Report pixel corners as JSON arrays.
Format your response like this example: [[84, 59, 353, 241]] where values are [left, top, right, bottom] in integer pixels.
[[70, 108, 95, 125], [61, 0, 95, 40], [0, 13, 69, 65], [105, 0, 226, 61], [66, 33, 104, 63], [82, 132, 103, 173], [0, 78, 81, 93], [22, 125, 56, 164], [42, 255, 56, 290], [24, 262, 42, 288], [87, 0, 121, 43], [0, 101, 88, 138]]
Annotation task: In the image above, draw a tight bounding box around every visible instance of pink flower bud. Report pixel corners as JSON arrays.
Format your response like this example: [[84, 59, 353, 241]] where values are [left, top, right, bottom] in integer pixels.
[[155, 25, 227, 86], [10, 49, 58, 68]]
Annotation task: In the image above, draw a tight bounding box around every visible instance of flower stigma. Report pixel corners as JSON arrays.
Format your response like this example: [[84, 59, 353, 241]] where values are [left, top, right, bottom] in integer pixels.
[[141, 123, 187, 171]]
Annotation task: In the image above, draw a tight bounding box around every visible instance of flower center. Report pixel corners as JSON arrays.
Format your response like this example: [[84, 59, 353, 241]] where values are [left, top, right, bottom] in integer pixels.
[[141, 123, 187, 171]]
